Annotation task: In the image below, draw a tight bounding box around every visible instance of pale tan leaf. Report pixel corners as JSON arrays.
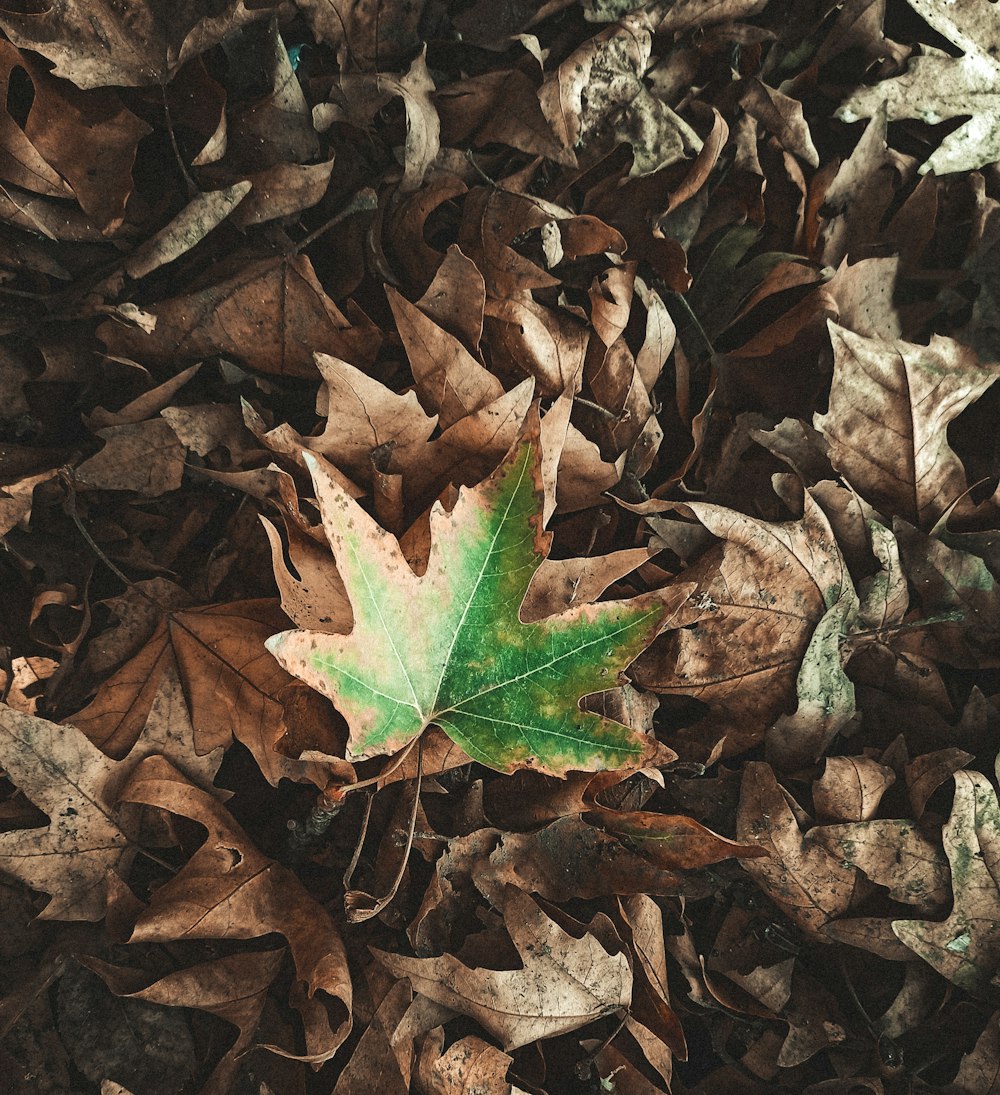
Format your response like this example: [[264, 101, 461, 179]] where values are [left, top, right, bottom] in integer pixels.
[[374, 888, 631, 1050], [0, 705, 128, 920], [814, 322, 1000, 528]]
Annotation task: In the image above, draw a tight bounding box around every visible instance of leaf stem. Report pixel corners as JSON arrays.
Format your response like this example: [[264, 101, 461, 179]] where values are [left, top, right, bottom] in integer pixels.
[[343, 736, 423, 923]]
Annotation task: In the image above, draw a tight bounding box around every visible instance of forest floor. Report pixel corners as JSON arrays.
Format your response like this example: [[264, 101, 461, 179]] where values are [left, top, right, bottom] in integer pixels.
[[1, 1, 999, 1093]]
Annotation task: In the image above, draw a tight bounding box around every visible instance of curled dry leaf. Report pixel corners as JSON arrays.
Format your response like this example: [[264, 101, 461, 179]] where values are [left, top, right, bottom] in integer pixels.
[[814, 322, 1000, 528], [812, 756, 896, 823], [120, 755, 353, 1063], [809, 819, 951, 914], [838, 0, 1000, 174], [582, 807, 767, 869], [81, 950, 284, 1092], [633, 493, 852, 757]]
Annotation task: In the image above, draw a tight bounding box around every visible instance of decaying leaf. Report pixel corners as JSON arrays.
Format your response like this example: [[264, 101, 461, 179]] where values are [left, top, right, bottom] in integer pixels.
[[737, 762, 860, 938], [3, 1, 1000, 1089], [815, 322, 1000, 528], [893, 769, 1000, 995], [0, 705, 128, 920], [120, 755, 353, 1063], [375, 887, 631, 1050], [838, 0, 1000, 174]]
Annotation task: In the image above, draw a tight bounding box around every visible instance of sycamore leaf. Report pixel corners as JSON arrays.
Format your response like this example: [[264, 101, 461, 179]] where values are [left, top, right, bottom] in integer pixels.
[[892, 769, 1000, 995], [0, 703, 128, 920], [267, 418, 679, 776], [837, 0, 1000, 174], [0, 0, 268, 89], [374, 888, 631, 1050], [737, 762, 860, 938], [0, 668, 229, 920], [632, 492, 852, 758]]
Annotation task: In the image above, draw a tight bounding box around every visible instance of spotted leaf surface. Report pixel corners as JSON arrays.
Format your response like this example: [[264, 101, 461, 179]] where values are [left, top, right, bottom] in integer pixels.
[[265, 425, 671, 775]]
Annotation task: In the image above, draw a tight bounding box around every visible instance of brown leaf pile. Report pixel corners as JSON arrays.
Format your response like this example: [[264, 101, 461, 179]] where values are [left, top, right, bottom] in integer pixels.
[[1, 1, 1000, 1092]]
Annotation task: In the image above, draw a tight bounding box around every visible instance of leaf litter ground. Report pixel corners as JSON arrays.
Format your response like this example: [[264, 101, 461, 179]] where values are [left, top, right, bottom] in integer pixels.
[[1, 1, 1000, 1093]]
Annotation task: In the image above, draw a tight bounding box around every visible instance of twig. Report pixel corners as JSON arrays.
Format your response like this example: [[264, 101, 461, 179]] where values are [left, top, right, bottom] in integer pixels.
[[161, 84, 199, 199], [288, 188, 378, 256]]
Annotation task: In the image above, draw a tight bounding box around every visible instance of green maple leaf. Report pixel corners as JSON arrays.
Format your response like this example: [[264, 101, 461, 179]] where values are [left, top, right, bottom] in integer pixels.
[[265, 420, 671, 776]]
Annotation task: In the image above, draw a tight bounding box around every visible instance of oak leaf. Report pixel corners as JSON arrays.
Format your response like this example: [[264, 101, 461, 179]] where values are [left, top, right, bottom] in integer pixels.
[[267, 419, 683, 776]]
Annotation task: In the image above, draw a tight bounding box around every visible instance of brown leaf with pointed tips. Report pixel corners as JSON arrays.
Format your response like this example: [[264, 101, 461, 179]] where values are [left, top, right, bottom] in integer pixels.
[[120, 755, 352, 1061], [0, 1, 270, 89], [813, 756, 895, 823], [69, 600, 339, 788], [81, 950, 283, 1092], [584, 808, 767, 870], [99, 254, 380, 378], [737, 762, 859, 938], [375, 887, 631, 1050], [309, 352, 438, 479], [815, 323, 1000, 528], [809, 819, 950, 913], [387, 285, 503, 429], [0, 705, 128, 920], [633, 494, 851, 757]]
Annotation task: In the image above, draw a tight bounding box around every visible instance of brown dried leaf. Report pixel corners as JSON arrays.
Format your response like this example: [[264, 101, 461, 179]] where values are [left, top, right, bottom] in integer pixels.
[[81, 950, 283, 1091], [814, 322, 1000, 528], [0, 0, 270, 88], [737, 762, 859, 938], [121, 755, 353, 1061], [583, 807, 767, 870], [375, 887, 631, 1050], [633, 494, 851, 757], [387, 285, 503, 429], [0, 705, 128, 920], [331, 980, 411, 1095], [417, 1034, 514, 1095], [809, 819, 950, 913], [99, 254, 380, 378], [69, 600, 339, 787], [309, 351, 438, 479], [813, 756, 896, 823], [74, 420, 185, 497], [892, 770, 1000, 995]]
